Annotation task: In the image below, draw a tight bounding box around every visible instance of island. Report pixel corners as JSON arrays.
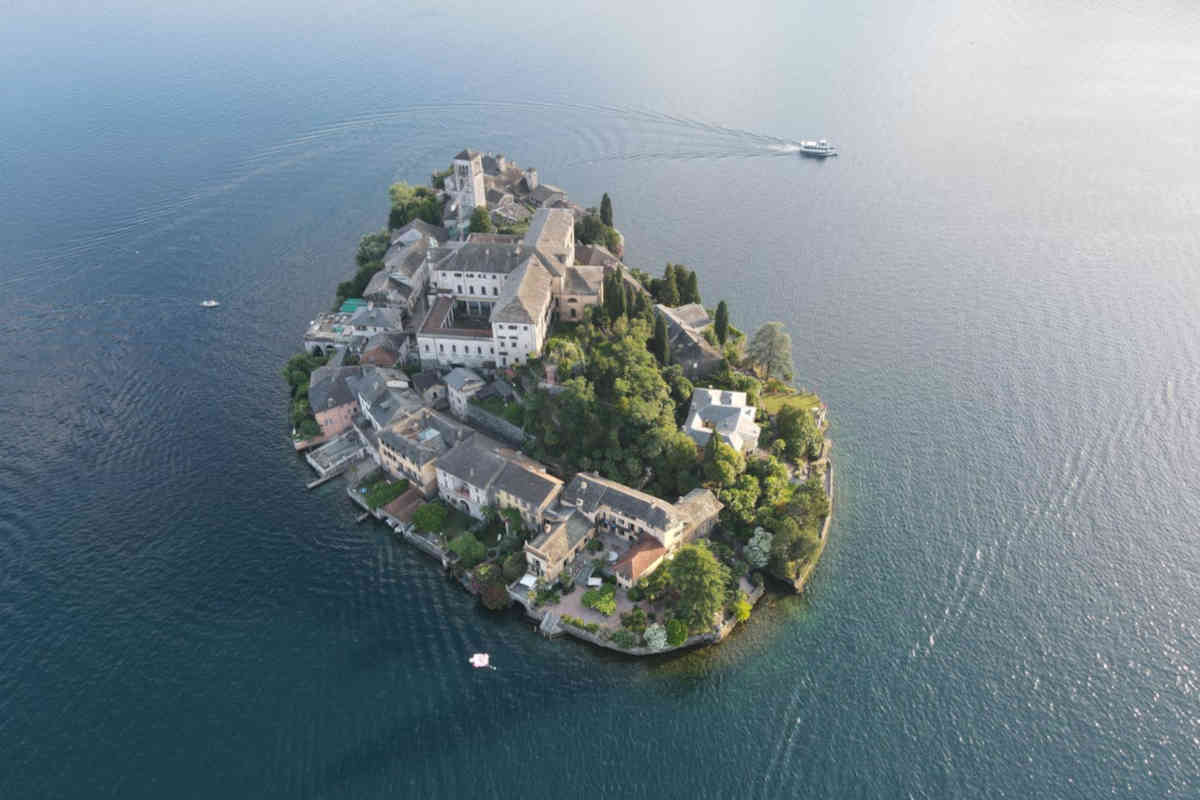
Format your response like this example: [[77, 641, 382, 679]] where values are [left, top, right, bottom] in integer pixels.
[[283, 149, 832, 655]]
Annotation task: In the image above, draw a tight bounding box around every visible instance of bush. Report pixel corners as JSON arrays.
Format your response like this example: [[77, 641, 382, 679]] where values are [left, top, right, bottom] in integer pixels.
[[749, 570, 764, 588], [666, 618, 687, 647], [562, 615, 601, 633], [581, 584, 616, 616], [481, 583, 510, 611], [620, 608, 648, 634], [644, 623, 667, 650], [733, 598, 751, 622], [448, 533, 486, 568], [502, 552, 527, 582], [608, 629, 637, 649], [626, 585, 643, 602], [587, 538, 604, 552], [413, 503, 448, 534]]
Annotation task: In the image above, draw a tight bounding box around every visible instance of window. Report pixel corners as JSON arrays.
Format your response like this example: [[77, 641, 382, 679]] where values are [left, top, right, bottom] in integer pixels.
[[424, 344, 430, 352], [457, 286, 463, 294], [477, 346, 482, 354], [452, 345, 457, 353], [469, 286, 474, 295], [493, 287, 498, 296], [439, 344, 444, 352], [567, 298, 577, 303]]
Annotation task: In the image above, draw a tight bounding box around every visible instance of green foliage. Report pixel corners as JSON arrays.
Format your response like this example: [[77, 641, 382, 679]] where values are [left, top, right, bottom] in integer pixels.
[[524, 317, 691, 488], [703, 436, 745, 489], [282, 351, 328, 394], [412, 502, 449, 534], [620, 607, 648, 634], [448, 532, 487, 568], [652, 313, 670, 365], [658, 265, 680, 306], [587, 538, 604, 552], [720, 474, 761, 527], [609, 629, 638, 648], [480, 583, 510, 610], [733, 596, 752, 622], [431, 167, 452, 190], [574, 213, 619, 251], [714, 300, 730, 344], [679, 269, 700, 305], [468, 205, 494, 233], [562, 615, 601, 633], [666, 544, 730, 631], [581, 583, 617, 616], [643, 622, 667, 650], [543, 337, 586, 375], [296, 417, 322, 438], [363, 478, 410, 510], [776, 404, 823, 462], [766, 508, 823, 582], [747, 322, 795, 382], [334, 229, 391, 308], [388, 182, 442, 228], [600, 193, 613, 227], [666, 618, 688, 646], [744, 527, 773, 569], [502, 551, 527, 582]]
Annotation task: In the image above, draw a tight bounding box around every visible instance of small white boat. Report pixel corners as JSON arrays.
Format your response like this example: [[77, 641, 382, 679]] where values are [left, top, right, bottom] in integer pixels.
[[469, 653, 491, 669], [201, 299, 220, 308], [798, 139, 838, 158]]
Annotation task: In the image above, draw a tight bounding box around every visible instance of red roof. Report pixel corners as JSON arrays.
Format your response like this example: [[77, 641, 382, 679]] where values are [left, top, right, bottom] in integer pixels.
[[614, 536, 667, 583]]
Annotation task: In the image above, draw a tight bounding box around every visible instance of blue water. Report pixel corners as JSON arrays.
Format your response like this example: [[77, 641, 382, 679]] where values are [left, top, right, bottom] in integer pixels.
[[2, 1, 1198, 797]]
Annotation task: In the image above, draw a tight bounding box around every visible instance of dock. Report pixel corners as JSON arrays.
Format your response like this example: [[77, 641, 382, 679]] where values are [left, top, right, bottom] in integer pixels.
[[306, 469, 345, 490]]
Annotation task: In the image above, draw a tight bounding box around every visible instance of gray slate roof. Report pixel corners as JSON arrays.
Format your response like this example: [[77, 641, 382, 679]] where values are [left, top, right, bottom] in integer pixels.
[[431, 242, 529, 275], [308, 368, 359, 411], [435, 437, 508, 488], [390, 219, 448, 245], [491, 255, 555, 325], [444, 367, 483, 392], [455, 149, 480, 161], [560, 473, 676, 530], [410, 369, 442, 394], [349, 305, 406, 330], [383, 237, 431, 279], [493, 462, 561, 510]]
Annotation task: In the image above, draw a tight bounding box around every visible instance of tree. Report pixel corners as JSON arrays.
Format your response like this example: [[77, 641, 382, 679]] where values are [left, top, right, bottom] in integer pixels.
[[679, 269, 700, 305], [744, 527, 773, 569], [666, 544, 731, 631], [502, 551, 527, 582], [480, 583, 510, 610], [468, 205, 494, 234], [733, 596, 752, 621], [714, 300, 730, 344], [356, 230, 390, 267], [666, 618, 688, 646], [747, 322, 794, 381], [659, 265, 680, 306], [720, 474, 761, 527], [412, 502, 448, 534], [644, 623, 667, 650], [600, 193, 613, 227], [703, 436, 744, 488], [776, 405, 822, 462], [448, 532, 486, 568], [652, 313, 670, 365]]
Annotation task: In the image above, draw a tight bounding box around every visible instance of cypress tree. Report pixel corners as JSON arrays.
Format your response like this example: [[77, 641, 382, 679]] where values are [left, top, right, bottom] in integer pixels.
[[653, 313, 670, 365], [714, 300, 730, 344], [681, 269, 700, 304], [600, 193, 613, 227], [660, 265, 680, 306]]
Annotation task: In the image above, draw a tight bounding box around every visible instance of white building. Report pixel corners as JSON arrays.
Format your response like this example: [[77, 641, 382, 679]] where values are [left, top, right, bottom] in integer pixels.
[[445, 367, 486, 419], [416, 207, 601, 369], [444, 149, 487, 228], [683, 388, 761, 454]]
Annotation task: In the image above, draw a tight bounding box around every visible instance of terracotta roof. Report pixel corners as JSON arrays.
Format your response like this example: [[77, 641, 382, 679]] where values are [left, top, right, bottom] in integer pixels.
[[613, 536, 667, 584]]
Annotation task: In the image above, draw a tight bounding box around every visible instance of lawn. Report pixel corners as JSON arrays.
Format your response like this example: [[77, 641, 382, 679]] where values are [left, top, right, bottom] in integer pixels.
[[472, 394, 524, 426], [362, 478, 410, 510], [760, 391, 821, 415]]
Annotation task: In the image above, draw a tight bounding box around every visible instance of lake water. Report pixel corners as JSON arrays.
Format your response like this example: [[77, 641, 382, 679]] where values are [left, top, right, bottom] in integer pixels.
[[2, 1, 1198, 797]]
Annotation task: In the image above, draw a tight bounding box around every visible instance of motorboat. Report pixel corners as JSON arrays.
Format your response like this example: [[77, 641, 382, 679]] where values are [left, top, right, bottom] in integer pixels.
[[798, 139, 838, 158]]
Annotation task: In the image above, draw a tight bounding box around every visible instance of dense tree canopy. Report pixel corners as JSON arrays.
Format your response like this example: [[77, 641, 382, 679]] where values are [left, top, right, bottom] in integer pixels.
[[388, 181, 442, 229], [468, 205, 494, 233], [666, 544, 730, 631], [600, 193, 613, 227]]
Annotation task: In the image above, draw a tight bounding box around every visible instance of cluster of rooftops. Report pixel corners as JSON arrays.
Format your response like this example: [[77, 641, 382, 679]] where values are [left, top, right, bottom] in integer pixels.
[[296, 149, 784, 591], [304, 357, 730, 587]]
